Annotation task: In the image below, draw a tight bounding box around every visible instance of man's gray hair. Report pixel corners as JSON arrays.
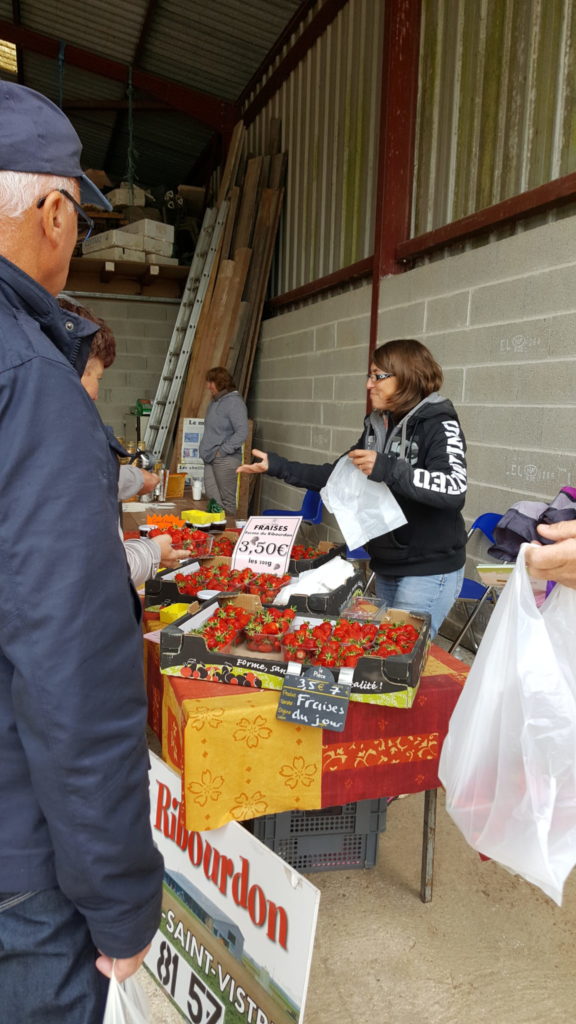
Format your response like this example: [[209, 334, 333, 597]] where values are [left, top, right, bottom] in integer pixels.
[[0, 171, 77, 219]]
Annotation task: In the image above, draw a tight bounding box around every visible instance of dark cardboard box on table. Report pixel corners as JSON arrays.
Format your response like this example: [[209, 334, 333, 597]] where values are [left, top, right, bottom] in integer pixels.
[[145, 553, 364, 617], [288, 540, 346, 574], [159, 598, 431, 708]]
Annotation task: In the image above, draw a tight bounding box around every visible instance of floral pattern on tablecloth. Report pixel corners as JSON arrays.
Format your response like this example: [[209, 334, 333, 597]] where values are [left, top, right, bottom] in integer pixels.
[[166, 685, 322, 831], [323, 732, 440, 772]]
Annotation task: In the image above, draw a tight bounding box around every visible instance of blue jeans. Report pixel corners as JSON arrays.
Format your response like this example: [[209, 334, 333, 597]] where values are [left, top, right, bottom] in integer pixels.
[[0, 888, 109, 1023], [375, 568, 464, 638]]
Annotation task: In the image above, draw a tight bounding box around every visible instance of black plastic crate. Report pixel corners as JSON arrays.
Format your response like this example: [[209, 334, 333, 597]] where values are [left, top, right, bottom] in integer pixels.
[[260, 799, 388, 838], [248, 799, 387, 872], [263, 830, 380, 873]]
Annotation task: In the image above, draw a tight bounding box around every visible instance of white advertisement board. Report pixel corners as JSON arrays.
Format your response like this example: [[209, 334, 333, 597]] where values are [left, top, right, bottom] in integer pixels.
[[145, 754, 320, 1024], [181, 418, 205, 462]]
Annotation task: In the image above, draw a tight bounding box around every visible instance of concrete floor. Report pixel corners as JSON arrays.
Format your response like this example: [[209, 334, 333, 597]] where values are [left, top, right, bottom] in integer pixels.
[[140, 638, 576, 1023]]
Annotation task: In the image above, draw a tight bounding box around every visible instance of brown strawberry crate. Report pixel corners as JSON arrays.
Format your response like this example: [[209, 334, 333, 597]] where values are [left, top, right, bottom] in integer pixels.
[[288, 541, 346, 574], [160, 603, 431, 708]]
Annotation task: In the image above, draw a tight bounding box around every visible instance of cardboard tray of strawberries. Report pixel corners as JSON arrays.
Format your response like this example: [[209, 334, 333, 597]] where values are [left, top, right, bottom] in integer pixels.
[[145, 551, 364, 618], [159, 597, 431, 708]]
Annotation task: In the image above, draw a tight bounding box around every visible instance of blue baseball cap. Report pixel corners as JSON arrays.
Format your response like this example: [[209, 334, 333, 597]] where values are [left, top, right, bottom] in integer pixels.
[[0, 81, 112, 211]]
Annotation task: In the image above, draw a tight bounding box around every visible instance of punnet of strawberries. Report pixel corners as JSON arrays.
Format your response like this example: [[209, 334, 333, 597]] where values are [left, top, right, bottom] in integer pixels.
[[243, 607, 297, 653], [290, 544, 331, 561], [192, 605, 253, 651], [281, 617, 421, 668], [149, 522, 212, 557], [211, 535, 236, 557], [174, 565, 291, 600]]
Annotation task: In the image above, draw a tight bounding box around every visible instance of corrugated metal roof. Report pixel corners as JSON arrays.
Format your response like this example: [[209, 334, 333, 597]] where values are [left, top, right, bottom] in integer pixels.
[[22, 0, 150, 65], [141, 0, 302, 101], [0, 0, 304, 186]]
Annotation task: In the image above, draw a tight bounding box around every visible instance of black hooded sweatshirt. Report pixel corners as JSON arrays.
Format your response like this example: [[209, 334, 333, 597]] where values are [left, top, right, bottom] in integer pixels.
[[266, 393, 467, 576]]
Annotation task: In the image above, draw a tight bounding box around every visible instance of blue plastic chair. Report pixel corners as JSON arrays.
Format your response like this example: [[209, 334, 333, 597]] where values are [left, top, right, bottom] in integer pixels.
[[262, 489, 323, 525], [448, 512, 503, 653]]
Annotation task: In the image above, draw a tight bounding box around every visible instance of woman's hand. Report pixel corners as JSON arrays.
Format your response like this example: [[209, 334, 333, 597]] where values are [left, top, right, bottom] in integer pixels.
[[237, 449, 269, 474], [348, 448, 377, 477], [525, 521, 576, 588]]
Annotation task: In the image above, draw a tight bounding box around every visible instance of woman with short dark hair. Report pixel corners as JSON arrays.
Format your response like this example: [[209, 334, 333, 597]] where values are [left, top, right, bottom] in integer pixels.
[[239, 338, 467, 636], [199, 366, 248, 518]]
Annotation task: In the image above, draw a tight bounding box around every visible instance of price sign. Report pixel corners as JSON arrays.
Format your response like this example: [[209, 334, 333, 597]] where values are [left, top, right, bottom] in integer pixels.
[[231, 515, 302, 576], [277, 665, 352, 731]]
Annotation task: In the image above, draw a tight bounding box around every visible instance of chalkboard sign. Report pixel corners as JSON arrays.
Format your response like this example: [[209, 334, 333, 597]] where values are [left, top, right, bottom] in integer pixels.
[[276, 665, 352, 732]]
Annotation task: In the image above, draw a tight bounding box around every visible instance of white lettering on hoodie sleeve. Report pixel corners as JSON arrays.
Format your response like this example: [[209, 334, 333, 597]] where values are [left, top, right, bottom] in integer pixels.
[[413, 420, 467, 495]]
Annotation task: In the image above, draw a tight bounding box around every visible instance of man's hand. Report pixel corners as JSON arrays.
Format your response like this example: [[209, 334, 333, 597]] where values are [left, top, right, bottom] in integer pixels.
[[524, 521, 576, 588], [237, 449, 269, 474], [96, 946, 151, 983], [348, 448, 377, 477], [137, 469, 160, 495], [152, 533, 188, 569]]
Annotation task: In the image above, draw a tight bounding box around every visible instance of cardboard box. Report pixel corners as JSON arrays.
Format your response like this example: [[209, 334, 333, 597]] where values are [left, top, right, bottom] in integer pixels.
[[288, 541, 346, 574], [145, 551, 362, 615], [122, 218, 175, 242], [79, 245, 177, 265], [159, 601, 431, 708], [144, 555, 231, 607], [106, 185, 147, 206], [84, 168, 112, 190], [82, 244, 143, 261], [83, 229, 173, 257]]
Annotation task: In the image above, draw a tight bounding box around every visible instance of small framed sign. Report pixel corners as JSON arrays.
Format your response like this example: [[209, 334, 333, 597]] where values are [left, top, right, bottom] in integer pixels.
[[277, 664, 352, 732], [231, 515, 302, 576]]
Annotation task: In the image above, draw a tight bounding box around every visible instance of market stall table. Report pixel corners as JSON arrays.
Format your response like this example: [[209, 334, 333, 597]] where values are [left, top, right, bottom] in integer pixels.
[[154, 644, 468, 901]]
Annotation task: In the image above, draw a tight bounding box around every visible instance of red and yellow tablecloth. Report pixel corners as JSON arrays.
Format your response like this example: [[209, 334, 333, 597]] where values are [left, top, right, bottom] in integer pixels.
[[158, 644, 468, 832]]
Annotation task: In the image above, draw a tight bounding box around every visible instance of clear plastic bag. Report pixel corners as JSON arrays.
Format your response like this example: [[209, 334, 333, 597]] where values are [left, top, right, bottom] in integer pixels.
[[320, 456, 406, 551], [103, 968, 150, 1024], [439, 545, 576, 905]]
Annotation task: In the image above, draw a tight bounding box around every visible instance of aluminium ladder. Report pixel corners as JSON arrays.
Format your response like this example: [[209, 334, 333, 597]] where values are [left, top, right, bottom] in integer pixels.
[[144, 201, 229, 462]]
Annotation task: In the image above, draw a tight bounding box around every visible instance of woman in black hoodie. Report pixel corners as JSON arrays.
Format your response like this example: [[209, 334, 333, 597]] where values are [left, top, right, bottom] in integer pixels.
[[238, 339, 467, 636]]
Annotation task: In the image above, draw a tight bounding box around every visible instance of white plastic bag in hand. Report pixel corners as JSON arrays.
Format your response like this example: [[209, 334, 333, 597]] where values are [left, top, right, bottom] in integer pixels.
[[103, 968, 150, 1024], [320, 456, 406, 550], [439, 545, 576, 905]]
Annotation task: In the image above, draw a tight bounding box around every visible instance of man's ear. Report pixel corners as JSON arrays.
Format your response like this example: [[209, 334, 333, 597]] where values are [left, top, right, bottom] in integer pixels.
[[38, 191, 68, 247]]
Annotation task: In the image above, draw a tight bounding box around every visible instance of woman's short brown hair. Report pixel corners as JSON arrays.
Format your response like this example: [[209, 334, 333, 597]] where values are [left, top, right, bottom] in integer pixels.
[[372, 338, 443, 416], [58, 298, 116, 368], [206, 366, 237, 393]]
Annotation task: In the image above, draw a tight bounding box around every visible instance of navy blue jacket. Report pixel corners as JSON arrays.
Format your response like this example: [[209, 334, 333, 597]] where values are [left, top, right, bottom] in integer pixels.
[[0, 256, 163, 957]]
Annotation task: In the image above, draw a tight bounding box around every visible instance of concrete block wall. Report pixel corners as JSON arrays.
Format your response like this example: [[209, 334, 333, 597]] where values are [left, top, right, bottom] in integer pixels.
[[251, 285, 374, 543], [253, 215, 576, 542], [67, 293, 180, 442]]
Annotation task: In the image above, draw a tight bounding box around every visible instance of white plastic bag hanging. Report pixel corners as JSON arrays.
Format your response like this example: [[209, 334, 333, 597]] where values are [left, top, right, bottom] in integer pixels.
[[103, 967, 150, 1024], [439, 545, 576, 905], [320, 456, 406, 551]]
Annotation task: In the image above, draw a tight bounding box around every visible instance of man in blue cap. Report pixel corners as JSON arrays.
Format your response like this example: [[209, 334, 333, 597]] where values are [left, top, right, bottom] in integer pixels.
[[0, 83, 163, 1022]]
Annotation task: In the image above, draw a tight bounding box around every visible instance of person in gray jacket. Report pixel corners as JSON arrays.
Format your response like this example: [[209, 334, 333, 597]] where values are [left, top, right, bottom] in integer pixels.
[[199, 366, 248, 517]]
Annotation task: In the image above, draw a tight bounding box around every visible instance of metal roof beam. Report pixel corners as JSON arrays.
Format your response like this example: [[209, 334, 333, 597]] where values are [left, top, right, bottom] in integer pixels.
[[0, 19, 238, 131], [63, 99, 171, 111]]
